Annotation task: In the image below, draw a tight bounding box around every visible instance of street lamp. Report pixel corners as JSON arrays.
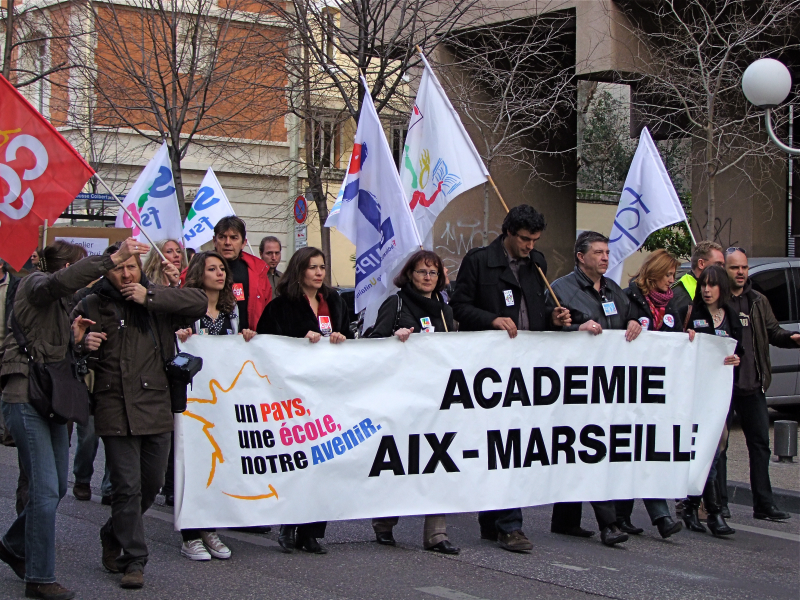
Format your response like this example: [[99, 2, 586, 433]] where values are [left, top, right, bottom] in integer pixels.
[[742, 58, 798, 155]]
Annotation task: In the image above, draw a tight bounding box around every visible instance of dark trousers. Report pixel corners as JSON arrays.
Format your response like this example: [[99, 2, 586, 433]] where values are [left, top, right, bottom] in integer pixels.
[[615, 499, 671, 525], [101, 432, 171, 573], [551, 501, 617, 532], [478, 508, 523, 536], [284, 522, 326, 539], [727, 389, 774, 510]]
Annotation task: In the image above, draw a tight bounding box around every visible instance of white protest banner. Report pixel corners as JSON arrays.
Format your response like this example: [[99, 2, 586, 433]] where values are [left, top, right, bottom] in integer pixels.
[[182, 168, 236, 250], [401, 54, 489, 249], [115, 142, 183, 243], [174, 330, 734, 529], [606, 127, 689, 284], [326, 77, 421, 314]]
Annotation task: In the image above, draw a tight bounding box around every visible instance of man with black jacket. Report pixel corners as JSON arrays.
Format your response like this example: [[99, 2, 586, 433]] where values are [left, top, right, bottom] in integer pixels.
[[724, 249, 799, 522], [548, 231, 642, 547], [451, 204, 570, 553]]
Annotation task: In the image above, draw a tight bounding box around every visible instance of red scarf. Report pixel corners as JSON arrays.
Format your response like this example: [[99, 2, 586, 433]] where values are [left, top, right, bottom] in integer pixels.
[[645, 287, 673, 330]]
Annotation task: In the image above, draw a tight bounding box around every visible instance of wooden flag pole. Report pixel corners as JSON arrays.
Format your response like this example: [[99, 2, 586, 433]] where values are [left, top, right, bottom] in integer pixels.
[[93, 173, 168, 262], [489, 176, 561, 308]]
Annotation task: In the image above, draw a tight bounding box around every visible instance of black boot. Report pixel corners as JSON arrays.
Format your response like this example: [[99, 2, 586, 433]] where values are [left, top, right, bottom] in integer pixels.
[[703, 480, 735, 537], [278, 526, 296, 553], [682, 496, 707, 533]]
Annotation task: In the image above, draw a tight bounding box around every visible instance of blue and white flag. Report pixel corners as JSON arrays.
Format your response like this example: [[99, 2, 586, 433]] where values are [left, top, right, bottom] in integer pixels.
[[115, 142, 183, 243], [326, 77, 422, 313], [607, 127, 688, 283], [182, 168, 236, 250]]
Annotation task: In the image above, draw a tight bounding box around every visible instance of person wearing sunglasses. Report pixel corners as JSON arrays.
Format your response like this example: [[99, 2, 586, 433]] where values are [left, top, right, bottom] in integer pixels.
[[450, 204, 571, 553], [721, 248, 800, 523], [366, 249, 459, 555]]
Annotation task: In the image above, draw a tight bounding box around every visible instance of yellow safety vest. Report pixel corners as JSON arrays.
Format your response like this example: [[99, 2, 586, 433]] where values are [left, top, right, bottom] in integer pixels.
[[676, 273, 697, 300]]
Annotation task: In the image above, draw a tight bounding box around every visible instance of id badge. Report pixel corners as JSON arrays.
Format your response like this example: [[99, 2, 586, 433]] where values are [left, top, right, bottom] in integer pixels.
[[420, 316, 435, 333], [197, 328, 208, 335], [602, 301, 618, 316], [739, 312, 750, 327], [715, 329, 729, 337], [638, 317, 650, 329], [318, 315, 333, 336], [503, 290, 515, 307], [232, 283, 245, 301], [693, 319, 709, 328]]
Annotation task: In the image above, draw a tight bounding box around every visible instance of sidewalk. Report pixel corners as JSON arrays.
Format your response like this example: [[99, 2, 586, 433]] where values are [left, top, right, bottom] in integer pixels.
[[726, 409, 799, 511]]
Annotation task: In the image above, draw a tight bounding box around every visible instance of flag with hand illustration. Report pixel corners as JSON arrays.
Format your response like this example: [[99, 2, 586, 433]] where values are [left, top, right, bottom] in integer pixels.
[[401, 53, 489, 249], [606, 127, 689, 284]]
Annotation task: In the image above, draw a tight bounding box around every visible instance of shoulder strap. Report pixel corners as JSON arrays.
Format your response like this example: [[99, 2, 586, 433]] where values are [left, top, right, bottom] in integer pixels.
[[682, 305, 693, 332], [393, 295, 403, 333], [7, 309, 33, 361]]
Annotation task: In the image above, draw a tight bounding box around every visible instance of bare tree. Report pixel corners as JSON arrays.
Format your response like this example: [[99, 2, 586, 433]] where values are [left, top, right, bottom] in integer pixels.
[[84, 0, 288, 216], [439, 12, 576, 245], [273, 0, 497, 280], [2, 0, 87, 88], [617, 0, 800, 241]]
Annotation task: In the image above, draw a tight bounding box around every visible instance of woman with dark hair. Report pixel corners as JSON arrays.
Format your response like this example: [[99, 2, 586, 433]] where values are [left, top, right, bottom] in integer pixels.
[[256, 247, 351, 554], [0, 239, 147, 599], [172, 251, 256, 562], [678, 265, 740, 537], [367, 250, 460, 554]]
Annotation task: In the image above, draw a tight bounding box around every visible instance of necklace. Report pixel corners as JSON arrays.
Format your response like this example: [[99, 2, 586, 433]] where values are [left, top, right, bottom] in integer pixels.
[[712, 308, 724, 327]]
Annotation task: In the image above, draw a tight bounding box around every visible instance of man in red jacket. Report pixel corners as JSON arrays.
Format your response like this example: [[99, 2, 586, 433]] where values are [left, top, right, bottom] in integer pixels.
[[212, 216, 272, 329]]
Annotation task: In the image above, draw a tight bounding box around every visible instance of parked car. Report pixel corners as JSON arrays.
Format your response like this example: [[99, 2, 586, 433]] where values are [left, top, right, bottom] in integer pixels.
[[679, 257, 800, 411]]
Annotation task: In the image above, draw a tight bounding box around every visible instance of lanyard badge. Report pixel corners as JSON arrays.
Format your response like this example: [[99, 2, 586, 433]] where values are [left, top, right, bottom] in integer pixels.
[[602, 301, 618, 316], [503, 290, 514, 306], [420, 316, 435, 333], [318, 315, 333, 336]]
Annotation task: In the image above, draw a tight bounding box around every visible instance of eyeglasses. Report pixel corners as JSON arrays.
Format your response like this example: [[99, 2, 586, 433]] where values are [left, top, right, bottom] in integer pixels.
[[413, 269, 439, 278], [726, 247, 746, 255]]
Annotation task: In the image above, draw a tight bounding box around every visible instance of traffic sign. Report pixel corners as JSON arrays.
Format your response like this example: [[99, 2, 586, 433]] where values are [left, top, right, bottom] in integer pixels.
[[294, 195, 307, 224]]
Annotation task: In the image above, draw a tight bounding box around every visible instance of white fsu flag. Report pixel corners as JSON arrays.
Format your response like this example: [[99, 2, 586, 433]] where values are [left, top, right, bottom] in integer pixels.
[[401, 54, 489, 248], [607, 127, 688, 283], [115, 142, 183, 243], [326, 77, 421, 313], [182, 168, 236, 250]]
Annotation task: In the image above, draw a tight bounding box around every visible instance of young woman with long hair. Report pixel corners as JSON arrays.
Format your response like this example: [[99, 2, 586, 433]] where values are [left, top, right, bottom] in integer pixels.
[[143, 239, 186, 287]]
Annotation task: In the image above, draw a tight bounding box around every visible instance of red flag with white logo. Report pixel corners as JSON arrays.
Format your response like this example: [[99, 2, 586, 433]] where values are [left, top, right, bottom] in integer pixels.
[[0, 75, 95, 270]]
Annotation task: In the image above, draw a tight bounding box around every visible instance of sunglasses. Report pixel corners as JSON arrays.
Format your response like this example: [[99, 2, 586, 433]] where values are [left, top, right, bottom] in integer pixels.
[[726, 247, 746, 255]]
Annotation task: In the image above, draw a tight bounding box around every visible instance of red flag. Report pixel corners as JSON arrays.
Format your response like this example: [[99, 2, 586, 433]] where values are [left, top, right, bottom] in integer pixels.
[[0, 75, 95, 270]]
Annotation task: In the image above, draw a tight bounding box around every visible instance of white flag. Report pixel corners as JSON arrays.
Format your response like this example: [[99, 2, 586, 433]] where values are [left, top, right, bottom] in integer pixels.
[[115, 142, 183, 244], [606, 127, 688, 283], [326, 77, 421, 313], [182, 168, 236, 250], [401, 55, 489, 248]]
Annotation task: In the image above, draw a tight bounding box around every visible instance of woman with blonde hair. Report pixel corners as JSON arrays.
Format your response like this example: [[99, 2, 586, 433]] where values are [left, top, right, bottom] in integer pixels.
[[614, 249, 685, 539], [143, 239, 186, 287]]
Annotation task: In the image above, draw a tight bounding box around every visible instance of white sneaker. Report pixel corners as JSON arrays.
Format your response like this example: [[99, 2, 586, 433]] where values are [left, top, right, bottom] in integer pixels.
[[181, 539, 211, 561], [201, 531, 231, 559]]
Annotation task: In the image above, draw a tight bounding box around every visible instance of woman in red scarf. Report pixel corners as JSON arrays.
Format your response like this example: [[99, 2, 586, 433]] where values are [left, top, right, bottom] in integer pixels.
[[615, 249, 686, 538]]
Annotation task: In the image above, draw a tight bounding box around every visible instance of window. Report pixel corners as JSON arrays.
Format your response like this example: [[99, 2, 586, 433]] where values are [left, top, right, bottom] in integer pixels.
[[20, 38, 48, 114], [311, 118, 340, 169], [176, 18, 217, 75], [390, 125, 407, 170], [751, 268, 793, 323]]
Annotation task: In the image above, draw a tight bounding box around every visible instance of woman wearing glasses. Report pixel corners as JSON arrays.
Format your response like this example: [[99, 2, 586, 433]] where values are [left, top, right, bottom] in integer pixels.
[[256, 247, 351, 554], [366, 250, 460, 555]]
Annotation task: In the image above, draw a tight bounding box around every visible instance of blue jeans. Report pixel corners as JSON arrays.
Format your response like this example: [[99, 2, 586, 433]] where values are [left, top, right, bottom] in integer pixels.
[[1, 401, 69, 583], [73, 416, 112, 496]]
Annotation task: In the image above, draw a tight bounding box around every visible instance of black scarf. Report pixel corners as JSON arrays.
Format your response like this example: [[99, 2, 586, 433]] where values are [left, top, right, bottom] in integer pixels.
[[398, 284, 451, 331], [92, 273, 153, 333]]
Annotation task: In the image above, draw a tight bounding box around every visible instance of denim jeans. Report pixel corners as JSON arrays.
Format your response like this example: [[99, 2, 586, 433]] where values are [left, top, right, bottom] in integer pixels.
[[615, 499, 671, 525], [478, 508, 523, 535], [73, 416, 112, 496], [1, 401, 69, 583]]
